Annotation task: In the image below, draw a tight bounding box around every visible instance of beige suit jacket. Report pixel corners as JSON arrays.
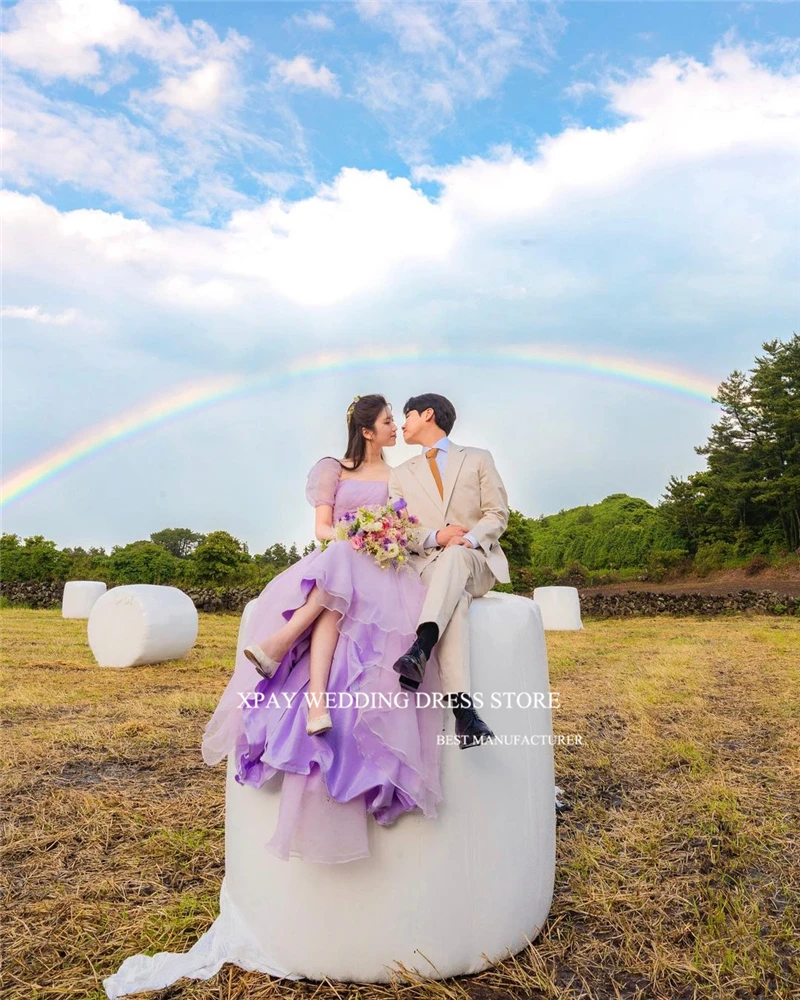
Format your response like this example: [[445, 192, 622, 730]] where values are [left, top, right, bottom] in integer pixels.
[[388, 442, 511, 585]]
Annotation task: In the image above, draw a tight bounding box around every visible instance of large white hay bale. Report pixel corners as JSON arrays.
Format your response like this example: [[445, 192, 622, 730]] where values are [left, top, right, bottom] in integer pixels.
[[533, 586, 583, 630], [87, 584, 198, 668], [103, 592, 556, 995], [62, 581, 107, 619], [224, 590, 555, 982]]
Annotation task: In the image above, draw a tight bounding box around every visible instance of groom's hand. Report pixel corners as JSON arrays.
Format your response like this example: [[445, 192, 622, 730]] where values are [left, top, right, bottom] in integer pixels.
[[436, 524, 467, 546], [445, 536, 475, 548]]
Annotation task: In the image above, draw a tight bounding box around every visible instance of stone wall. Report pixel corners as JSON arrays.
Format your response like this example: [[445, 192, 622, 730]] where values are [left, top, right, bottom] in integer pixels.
[[3, 581, 798, 617], [2, 582, 65, 609], [0, 582, 263, 613], [579, 588, 799, 618]]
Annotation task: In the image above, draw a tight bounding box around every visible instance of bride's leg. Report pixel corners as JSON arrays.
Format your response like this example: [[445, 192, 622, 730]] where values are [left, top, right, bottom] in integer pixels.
[[253, 584, 329, 662], [307, 606, 342, 723]]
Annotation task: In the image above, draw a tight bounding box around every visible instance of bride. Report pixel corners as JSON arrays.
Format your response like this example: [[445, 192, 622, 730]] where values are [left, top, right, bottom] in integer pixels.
[[201, 393, 444, 863]]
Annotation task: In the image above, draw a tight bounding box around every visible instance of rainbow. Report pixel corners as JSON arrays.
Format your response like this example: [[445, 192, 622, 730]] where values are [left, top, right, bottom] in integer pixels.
[[1, 344, 720, 506]]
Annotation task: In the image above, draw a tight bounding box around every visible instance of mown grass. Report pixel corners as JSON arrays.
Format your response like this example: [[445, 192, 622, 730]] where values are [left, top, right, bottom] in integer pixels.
[[1, 608, 798, 999]]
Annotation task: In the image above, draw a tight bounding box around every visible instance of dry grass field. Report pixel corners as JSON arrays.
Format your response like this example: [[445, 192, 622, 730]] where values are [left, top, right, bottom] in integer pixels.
[[2, 608, 798, 1000]]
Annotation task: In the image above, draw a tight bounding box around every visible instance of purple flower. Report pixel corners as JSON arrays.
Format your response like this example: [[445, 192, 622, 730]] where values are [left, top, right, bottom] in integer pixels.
[[392, 498, 407, 512]]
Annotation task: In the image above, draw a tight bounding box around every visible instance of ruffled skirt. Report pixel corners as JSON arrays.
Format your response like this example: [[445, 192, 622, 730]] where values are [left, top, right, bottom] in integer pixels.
[[204, 540, 444, 863]]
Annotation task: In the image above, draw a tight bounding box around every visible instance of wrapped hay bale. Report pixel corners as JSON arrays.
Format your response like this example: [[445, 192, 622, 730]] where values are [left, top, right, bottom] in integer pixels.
[[104, 592, 557, 992], [88, 584, 198, 668], [62, 581, 107, 619], [222, 591, 556, 981], [533, 586, 583, 630]]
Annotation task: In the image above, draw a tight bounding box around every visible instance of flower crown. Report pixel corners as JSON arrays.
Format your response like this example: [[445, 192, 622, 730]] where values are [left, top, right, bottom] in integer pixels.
[[346, 394, 362, 424]]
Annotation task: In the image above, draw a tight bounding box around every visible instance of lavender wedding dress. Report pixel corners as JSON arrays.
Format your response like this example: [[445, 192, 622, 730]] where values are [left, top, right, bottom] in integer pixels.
[[201, 456, 444, 863]]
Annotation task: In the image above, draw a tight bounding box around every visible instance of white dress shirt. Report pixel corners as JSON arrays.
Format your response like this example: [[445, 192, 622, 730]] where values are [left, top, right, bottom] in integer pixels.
[[421, 437, 479, 550]]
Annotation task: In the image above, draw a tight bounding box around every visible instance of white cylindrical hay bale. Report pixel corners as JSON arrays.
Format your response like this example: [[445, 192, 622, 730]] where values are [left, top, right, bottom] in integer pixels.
[[87, 585, 198, 668], [224, 591, 556, 982], [236, 599, 258, 653], [62, 581, 107, 619], [533, 586, 583, 630]]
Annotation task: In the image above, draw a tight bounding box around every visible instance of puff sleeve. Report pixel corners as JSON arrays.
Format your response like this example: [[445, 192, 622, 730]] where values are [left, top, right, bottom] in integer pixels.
[[305, 457, 341, 508]]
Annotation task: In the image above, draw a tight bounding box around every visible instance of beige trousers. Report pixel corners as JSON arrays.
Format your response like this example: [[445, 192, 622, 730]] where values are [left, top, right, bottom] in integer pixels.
[[417, 544, 497, 695]]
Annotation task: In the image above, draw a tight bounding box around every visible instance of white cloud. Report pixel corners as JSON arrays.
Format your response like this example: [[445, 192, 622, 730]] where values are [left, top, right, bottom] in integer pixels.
[[354, 0, 567, 160], [150, 59, 236, 114], [1, 75, 171, 216], [156, 274, 239, 309], [415, 40, 800, 221], [1, 1, 261, 218], [2, 0, 252, 133], [249, 171, 306, 196], [0, 71, 271, 221], [360, 2, 450, 54], [0, 164, 454, 312], [3, 39, 797, 322], [271, 55, 341, 96], [1, 0, 249, 85], [1, 305, 78, 325], [0, 40, 794, 340], [291, 11, 335, 32], [130, 30, 251, 127], [3, 0, 152, 80]]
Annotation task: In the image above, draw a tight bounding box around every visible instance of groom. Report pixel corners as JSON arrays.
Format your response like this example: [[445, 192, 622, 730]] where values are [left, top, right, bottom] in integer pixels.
[[388, 393, 510, 749]]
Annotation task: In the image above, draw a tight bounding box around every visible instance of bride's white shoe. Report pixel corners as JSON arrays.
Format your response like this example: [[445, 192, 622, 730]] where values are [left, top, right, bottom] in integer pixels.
[[306, 711, 333, 736], [243, 644, 281, 679]]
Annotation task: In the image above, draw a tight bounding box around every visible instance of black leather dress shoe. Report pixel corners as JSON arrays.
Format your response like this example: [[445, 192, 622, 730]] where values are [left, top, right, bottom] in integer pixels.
[[392, 639, 427, 690], [453, 705, 496, 749]]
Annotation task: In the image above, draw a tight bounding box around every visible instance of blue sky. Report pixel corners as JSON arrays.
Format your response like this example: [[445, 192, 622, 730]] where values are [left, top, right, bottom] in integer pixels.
[[2, 1, 798, 552]]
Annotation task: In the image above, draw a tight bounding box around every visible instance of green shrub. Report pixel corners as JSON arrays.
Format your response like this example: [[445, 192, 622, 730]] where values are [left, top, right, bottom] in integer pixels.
[[646, 548, 691, 581], [555, 561, 589, 586], [531, 565, 558, 587], [693, 541, 735, 577]]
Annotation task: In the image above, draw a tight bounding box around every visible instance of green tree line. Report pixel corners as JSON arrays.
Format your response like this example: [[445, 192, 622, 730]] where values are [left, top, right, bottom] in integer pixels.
[[2, 335, 797, 592], [0, 529, 313, 589]]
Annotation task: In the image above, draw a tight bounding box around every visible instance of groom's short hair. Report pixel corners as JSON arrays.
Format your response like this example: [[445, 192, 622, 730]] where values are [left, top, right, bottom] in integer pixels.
[[403, 394, 456, 435]]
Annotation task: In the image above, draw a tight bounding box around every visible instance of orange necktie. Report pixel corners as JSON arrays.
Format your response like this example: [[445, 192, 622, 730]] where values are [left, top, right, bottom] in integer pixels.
[[426, 447, 444, 499]]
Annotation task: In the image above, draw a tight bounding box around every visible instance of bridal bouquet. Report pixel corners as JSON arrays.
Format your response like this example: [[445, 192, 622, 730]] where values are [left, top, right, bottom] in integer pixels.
[[322, 499, 420, 570]]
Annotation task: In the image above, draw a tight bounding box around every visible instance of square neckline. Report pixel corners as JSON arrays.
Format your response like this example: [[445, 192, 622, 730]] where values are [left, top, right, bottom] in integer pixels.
[[337, 461, 390, 485], [338, 477, 389, 484]]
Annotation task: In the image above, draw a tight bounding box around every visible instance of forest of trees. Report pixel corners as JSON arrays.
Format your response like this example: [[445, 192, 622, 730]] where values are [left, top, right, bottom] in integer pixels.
[[2, 335, 797, 593]]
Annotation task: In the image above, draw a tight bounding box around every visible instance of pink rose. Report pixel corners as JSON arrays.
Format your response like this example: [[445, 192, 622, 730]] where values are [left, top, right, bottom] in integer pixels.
[[351, 536, 364, 550]]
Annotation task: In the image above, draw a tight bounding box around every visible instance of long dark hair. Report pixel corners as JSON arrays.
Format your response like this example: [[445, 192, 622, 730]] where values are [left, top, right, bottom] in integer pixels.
[[322, 394, 391, 472]]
